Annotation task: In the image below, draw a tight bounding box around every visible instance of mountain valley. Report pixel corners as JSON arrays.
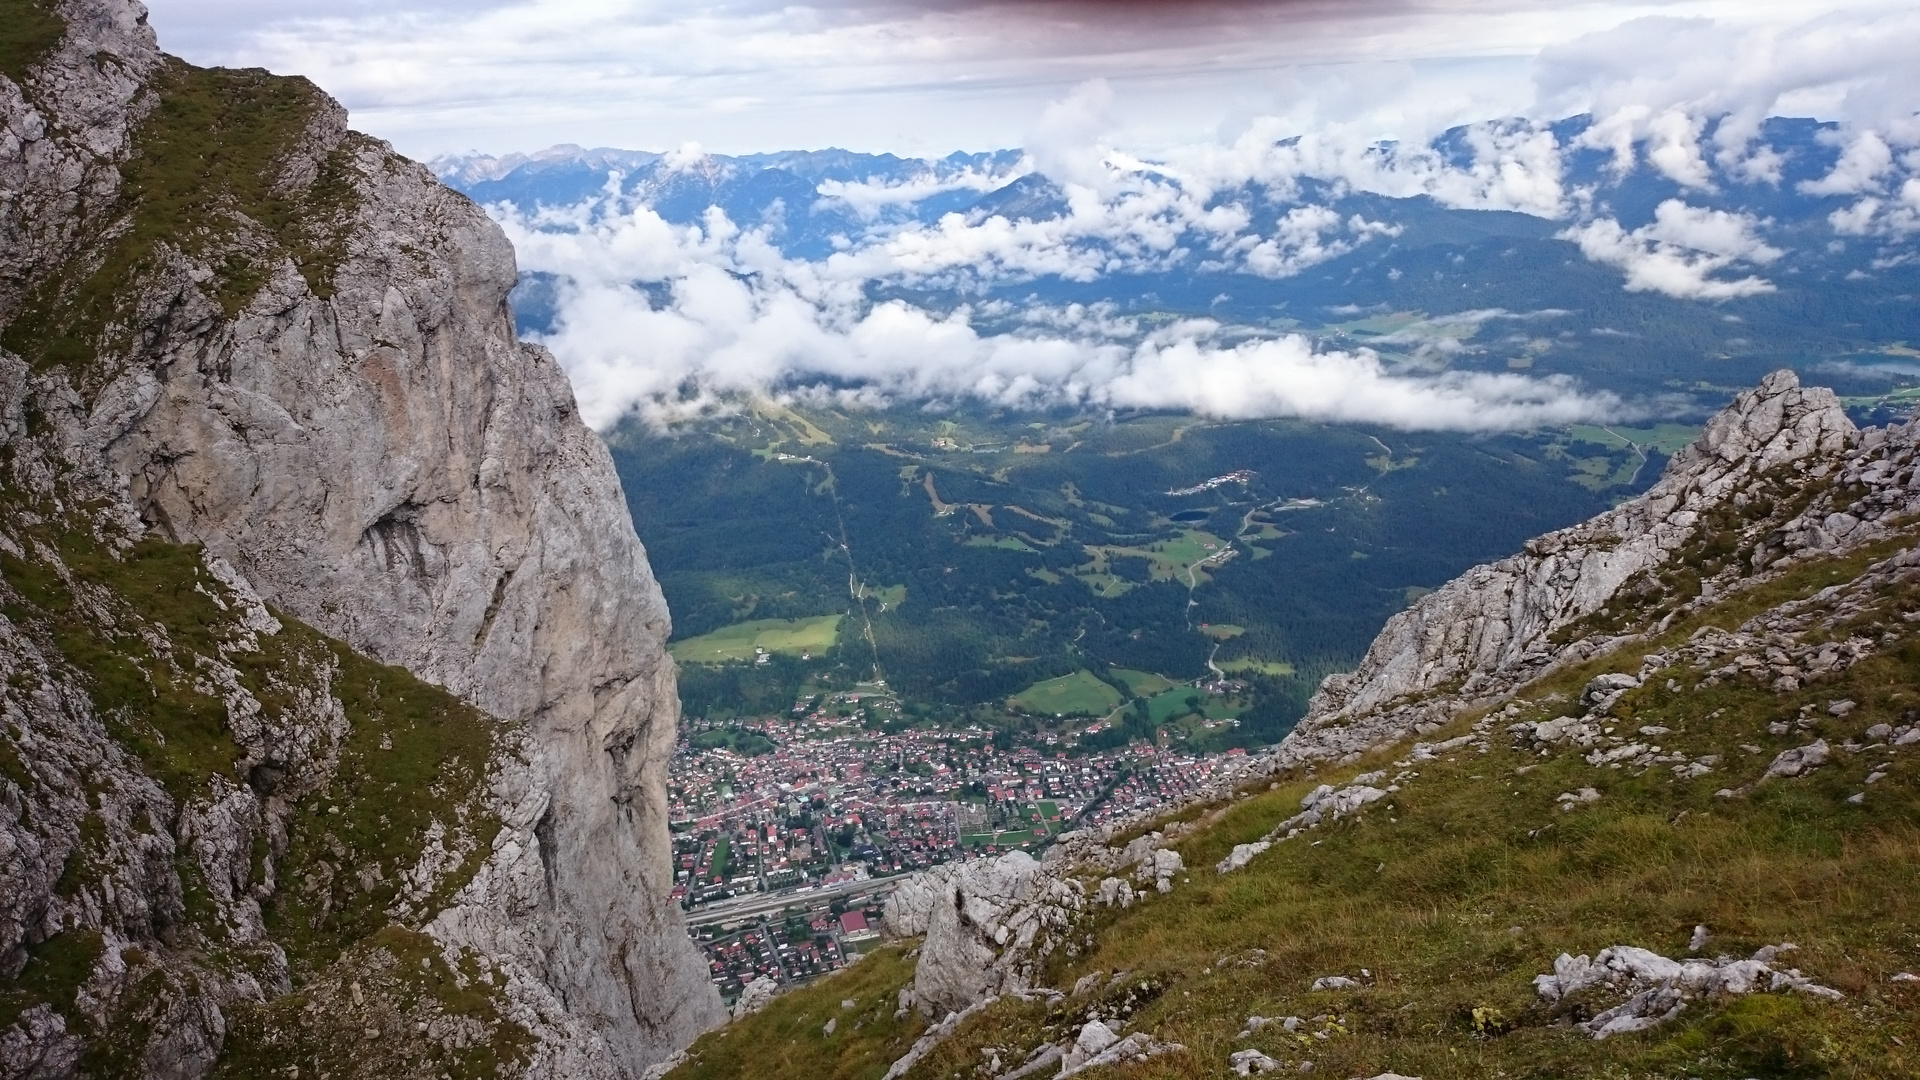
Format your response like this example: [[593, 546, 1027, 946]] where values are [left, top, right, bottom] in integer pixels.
[[658, 372, 1920, 1080], [4, 0, 1920, 1076], [611, 400, 1677, 747]]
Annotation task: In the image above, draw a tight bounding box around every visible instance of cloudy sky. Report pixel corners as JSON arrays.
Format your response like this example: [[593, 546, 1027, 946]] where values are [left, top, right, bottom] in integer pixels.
[[139, 0, 1920, 431], [142, 0, 1914, 159]]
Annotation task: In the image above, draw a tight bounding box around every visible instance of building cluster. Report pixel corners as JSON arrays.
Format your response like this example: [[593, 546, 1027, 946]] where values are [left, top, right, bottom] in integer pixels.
[[1164, 469, 1256, 496], [692, 898, 887, 1002], [672, 691, 1254, 1000], [669, 694, 1250, 904]]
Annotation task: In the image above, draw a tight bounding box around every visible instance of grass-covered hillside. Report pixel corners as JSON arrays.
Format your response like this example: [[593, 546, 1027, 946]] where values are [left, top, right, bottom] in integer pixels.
[[667, 524, 1920, 1080]]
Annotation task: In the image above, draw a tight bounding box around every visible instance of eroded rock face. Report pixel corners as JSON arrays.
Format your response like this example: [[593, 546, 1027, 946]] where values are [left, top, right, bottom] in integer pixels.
[[0, 0, 722, 1073], [909, 852, 1084, 1016], [1286, 371, 1856, 764], [103, 118, 723, 1077], [0, 0, 161, 321]]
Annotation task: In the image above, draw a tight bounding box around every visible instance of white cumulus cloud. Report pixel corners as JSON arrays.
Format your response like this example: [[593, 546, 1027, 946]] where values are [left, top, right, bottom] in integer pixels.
[[814, 164, 1022, 220], [1534, 11, 1920, 182], [1829, 178, 1920, 238], [498, 199, 1623, 432], [1800, 130, 1896, 196], [1558, 199, 1783, 299]]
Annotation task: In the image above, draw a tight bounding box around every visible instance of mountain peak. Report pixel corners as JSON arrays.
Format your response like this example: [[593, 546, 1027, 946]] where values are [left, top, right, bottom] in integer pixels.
[[1673, 367, 1854, 475]]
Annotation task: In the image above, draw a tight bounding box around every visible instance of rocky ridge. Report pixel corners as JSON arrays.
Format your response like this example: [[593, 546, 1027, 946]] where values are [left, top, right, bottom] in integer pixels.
[[1286, 368, 1859, 761], [1, 1, 721, 1075]]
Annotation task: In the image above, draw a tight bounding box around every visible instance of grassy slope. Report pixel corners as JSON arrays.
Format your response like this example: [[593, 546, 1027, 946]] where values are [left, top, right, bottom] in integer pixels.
[[1011, 670, 1125, 716], [672, 614, 845, 663], [670, 530, 1920, 1080], [1113, 668, 1176, 697], [0, 0, 64, 83], [1221, 660, 1297, 677], [0, 480, 519, 1072], [675, 946, 929, 1080], [2, 55, 362, 378]]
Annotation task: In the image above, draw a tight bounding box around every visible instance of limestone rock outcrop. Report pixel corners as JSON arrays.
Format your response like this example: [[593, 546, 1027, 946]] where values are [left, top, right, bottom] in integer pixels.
[[904, 851, 1085, 1016], [880, 826, 1213, 1019], [1534, 943, 1841, 1039], [1283, 370, 1859, 766], [0, 0, 722, 1073]]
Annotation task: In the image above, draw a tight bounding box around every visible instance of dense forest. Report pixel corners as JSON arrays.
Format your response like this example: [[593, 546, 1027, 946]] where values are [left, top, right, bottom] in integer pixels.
[[612, 402, 1668, 745]]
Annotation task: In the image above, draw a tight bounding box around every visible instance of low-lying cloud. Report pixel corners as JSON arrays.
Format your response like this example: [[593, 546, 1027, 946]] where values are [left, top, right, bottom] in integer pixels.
[[500, 200, 1624, 431], [1558, 199, 1783, 300]]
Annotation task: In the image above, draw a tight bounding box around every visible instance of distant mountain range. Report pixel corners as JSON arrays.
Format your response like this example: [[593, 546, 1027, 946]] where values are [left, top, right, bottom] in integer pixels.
[[431, 116, 1881, 243], [434, 144, 1025, 258], [435, 115, 1920, 411]]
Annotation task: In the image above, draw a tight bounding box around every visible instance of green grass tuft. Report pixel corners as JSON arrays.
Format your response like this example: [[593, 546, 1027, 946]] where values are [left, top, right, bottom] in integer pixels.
[[0, 490, 503, 980], [216, 926, 534, 1079], [0, 0, 64, 84], [671, 946, 927, 1080], [0, 929, 103, 1032], [2, 59, 362, 376], [262, 634, 503, 974]]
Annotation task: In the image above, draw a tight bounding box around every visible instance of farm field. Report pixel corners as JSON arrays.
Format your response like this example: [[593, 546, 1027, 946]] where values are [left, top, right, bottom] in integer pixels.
[[1008, 670, 1122, 716], [1558, 423, 1703, 490], [865, 583, 907, 611], [966, 535, 1036, 551], [670, 615, 843, 664], [1220, 659, 1297, 676], [1146, 686, 1248, 724], [1568, 422, 1700, 454], [1111, 667, 1174, 697], [1074, 528, 1233, 596]]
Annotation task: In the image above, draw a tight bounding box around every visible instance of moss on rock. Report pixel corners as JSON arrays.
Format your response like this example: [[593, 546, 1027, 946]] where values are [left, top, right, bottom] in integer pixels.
[[0, 0, 65, 84], [1, 57, 362, 376]]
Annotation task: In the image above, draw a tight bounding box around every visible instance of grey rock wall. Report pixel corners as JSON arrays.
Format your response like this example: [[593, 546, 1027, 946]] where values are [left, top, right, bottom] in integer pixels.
[[0, 0, 722, 1073], [104, 117, 724, 1075], [0, 0, 160, 324]]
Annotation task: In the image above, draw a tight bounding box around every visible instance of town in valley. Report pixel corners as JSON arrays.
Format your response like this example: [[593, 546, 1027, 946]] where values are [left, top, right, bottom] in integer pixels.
[[671, 687, 1249, 1001]]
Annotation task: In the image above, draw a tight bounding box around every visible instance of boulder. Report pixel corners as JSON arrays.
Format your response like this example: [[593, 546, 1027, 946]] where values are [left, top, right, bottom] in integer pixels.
[[732, 976, 779, 1019], [1217, 841, 1273, 875], [910, 852, 1084, 1015], [1763, 740, 1832, 780], [1534, 943, 1841, 1038], [1229, 1048, 1282, 1075], [1310, 975, 1361, 991]]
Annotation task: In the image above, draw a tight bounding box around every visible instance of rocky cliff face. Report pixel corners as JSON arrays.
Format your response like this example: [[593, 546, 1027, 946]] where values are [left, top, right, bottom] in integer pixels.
[[1283, 369, 1864, 765], [0, 0, 722, 1074]]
